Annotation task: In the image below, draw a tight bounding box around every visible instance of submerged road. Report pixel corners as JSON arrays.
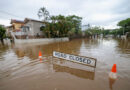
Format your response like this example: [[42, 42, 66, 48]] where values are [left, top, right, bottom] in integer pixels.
[[0, 38, 130, 90]]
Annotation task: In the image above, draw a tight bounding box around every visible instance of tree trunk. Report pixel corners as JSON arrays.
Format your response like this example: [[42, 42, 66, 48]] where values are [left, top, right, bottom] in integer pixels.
[[0, 39, 4, 45]]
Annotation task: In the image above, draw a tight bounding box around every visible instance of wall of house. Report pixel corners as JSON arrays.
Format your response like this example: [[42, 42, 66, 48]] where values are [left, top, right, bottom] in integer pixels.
[[32, 21, 44, 36], [12, 23, 24, 30], [6, 27, 13, 37], [24, 21, 34, 36], [25, 21, 44, 38]]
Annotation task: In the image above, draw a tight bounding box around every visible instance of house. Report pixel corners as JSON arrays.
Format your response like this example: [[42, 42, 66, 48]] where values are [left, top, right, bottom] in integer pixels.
[[8, 19, 24, 38], [8, 18, 45, 39], [21, 18, 45, 39], [10, 19, 24, 32]]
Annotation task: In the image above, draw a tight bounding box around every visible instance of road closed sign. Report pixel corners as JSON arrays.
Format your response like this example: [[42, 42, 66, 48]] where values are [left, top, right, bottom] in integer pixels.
[[53, 51, 97, 68]]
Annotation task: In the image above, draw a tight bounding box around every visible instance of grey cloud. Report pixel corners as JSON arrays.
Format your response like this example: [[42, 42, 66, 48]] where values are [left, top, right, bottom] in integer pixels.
[[0, 0, 130, 28], [113, 0, 130, 14]]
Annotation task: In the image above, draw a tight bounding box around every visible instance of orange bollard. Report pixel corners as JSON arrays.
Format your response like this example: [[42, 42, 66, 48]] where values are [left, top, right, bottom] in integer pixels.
[[109, 64, 117, 79]]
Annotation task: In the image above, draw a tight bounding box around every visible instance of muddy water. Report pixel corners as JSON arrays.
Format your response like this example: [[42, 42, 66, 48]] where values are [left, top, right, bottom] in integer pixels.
[[0, 38, 130, 90]]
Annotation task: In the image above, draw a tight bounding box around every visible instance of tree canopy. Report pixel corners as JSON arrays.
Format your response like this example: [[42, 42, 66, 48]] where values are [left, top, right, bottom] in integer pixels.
[[118, 18, 130, 27], [117, 18, 130, 35], [38, 7, 50, 21], [38, 7, 82, 38]]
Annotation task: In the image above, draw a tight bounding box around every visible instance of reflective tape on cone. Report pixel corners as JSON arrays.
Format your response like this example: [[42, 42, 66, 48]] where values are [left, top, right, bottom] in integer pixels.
[[39, 51, 42, 60], [39, 56, 42, 58], [109, 72, 117, 79]]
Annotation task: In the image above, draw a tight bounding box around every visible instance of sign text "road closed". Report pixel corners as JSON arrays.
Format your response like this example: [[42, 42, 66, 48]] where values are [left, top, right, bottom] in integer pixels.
[[53, 51, 97, 67]]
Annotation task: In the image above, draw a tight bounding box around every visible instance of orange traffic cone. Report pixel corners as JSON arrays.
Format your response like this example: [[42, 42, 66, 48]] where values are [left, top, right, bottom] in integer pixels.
[[39, 51, 42, 60], [109, 64, 117, 79]]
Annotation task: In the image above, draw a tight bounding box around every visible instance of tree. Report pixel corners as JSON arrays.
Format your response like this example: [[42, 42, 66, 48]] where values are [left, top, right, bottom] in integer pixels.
[[117, 18, 130, 35], [109, 29, 117, 36], [38, 7, 51, 37], [38, 7, 50, 22], [39, 14, 82, 38], [38, 7, 82, 38], [85, 26, 102, 36], [0, 25, 6, 44], [66, 15, 82, 34], [118, 18, 130, 27]]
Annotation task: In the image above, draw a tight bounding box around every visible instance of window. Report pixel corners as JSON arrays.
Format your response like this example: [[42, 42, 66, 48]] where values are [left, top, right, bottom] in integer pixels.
[[26, 26, 30, 31], [40, 24, 46, 31]]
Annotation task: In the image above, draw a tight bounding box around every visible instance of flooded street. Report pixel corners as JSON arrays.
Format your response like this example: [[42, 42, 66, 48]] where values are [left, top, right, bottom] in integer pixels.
[[0, 38, 130, 90]]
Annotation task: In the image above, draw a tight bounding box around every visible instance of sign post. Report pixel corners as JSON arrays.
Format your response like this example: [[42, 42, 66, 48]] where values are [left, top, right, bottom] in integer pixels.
[[53, 51, 97, 68]]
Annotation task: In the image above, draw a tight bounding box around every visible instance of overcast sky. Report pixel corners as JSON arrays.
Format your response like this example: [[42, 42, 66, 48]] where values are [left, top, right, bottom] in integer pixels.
[[0, 0, 130, 29]]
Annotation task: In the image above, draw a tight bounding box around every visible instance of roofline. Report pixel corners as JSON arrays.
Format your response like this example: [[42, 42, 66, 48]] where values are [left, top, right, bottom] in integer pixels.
[[10, 19, 24, 24], [10, 18, 45, 25], [24, 18, 44, 23]]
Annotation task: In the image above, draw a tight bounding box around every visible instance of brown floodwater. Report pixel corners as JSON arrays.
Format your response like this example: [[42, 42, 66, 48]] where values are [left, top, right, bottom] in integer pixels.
[[0, 38, 130, 90]]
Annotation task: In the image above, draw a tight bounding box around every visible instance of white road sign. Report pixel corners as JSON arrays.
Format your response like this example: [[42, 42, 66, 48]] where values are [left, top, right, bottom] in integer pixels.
[[53, 51, 97, 67]]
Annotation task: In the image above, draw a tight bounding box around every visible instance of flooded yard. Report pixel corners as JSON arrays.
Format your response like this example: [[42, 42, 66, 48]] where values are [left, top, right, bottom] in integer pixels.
[[0, 38, 130, 90]]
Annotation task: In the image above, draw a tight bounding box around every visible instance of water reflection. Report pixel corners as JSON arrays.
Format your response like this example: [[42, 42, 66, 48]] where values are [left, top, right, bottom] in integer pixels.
[[0, 44, 9, 57], [13, 39, 82, 60], [83, 38, 130, 54], [84, 39, 100, 48], [116, 39, 130, 55], [0, 38, 130, 90], [109, 78, 116, 90], [53, 64, 95, 80]]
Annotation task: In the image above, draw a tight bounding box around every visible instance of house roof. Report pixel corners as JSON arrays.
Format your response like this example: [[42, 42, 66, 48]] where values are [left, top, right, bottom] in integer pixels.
[[6, 25, 13, 28], [11, 19, 24, 24], [24, 18, 44, 23], [10, 18, 44, 25]]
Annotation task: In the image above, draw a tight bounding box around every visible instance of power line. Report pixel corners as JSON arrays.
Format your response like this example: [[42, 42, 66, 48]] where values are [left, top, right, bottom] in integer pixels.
[[0, 10, 24, 19], [0, 15, 11, 20]]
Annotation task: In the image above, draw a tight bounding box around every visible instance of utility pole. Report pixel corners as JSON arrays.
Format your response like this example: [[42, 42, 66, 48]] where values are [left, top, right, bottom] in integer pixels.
[[123, 27, 124, 35], [123, 24, 127, 35]]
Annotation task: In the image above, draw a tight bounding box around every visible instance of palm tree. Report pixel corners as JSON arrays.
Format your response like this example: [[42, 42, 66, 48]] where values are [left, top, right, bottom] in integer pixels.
[[37, 7, 50, 22]]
